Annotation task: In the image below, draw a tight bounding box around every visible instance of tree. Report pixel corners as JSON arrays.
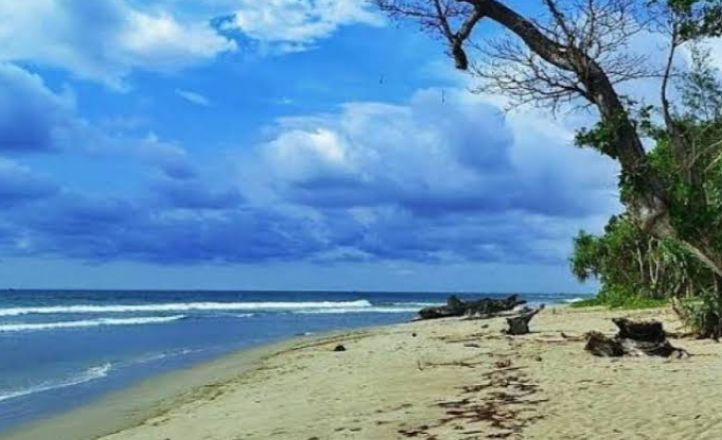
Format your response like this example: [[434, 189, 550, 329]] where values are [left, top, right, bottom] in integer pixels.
[[374, 0, 722, 276], [375, 0, 722, 331], [570, 43, 722, 333], [571, 215, 715, 302]]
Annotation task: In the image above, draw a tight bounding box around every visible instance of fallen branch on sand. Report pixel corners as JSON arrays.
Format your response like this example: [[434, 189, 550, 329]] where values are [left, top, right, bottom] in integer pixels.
[[417, 295, 526, 320], [417, 359, 486, 370], [585, 318, 688, 358]]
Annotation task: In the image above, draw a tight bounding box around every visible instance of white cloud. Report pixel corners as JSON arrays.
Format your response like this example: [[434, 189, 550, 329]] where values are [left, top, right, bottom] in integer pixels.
[[175, 89, 212, 107], [228, 86, 623, 263], [0, 62, 199, 183], [239, 88, 619, 220], [0, 63, 77, 152], [0, 0, 236, 88], [0, 0, 387, 85], [225, 0, 383, 51], [0, 158, 58, 205]]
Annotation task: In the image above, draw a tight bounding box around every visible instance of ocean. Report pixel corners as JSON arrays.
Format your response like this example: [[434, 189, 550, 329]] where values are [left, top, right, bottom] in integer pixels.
[[0, 290, 585, 434]]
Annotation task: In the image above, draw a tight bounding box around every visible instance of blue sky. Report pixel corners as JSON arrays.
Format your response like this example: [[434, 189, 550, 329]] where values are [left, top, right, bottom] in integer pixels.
[[0, 0, 625, 292]]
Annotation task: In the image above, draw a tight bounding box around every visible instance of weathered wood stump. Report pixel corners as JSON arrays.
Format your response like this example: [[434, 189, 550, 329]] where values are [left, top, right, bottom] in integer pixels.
[[585, 318, 688, 358], [504, 305, 545, 335], [584, 331, 625, 357], [417, 294, 526, 320]]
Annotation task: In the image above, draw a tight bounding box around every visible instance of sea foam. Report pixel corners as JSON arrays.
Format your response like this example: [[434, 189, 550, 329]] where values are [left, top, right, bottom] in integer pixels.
[[0, 300, 372, 317], [0, 315, 186, 333], [0, 363, 111, 403], [295, 306, 421, 314]]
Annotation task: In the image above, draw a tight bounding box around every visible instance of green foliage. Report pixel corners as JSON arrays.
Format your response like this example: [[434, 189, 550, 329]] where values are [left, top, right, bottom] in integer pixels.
[[568, 297, 605, 308], [570, 216, 710, 300], [681, 45, 722, 120], [575, 118, 622, 159], [665, 0, 722, 39], [570, 294, 668, 310], [677, 290, 722, 337]]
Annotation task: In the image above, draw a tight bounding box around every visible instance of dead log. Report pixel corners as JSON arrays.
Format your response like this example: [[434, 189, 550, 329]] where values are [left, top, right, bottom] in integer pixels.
[[466, 295, 526, 317], [417, 295, 526, 320], [584, 318, 687, 358], [417, 295, 466, 319], [504, 305, 545, 335], [584, 331, 625, 357]]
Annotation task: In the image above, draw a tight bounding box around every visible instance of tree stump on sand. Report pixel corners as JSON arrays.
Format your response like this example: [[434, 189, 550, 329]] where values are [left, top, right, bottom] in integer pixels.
[[585, 318, 688, 358], [504, 305, 545, 335], [584, 331, 625, 357]]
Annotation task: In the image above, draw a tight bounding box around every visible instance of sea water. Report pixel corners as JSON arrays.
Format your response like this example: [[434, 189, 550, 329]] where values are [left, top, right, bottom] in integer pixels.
[[0, 289, 585, 433]]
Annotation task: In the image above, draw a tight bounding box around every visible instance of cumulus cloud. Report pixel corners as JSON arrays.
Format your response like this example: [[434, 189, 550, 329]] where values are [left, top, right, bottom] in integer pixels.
[[0, 63, 76, 152], [133, 134, 199, 180], [0, 0, 386, 86], [4, 193, 323, 263], [0, 159, 58, 206], [0, 0, 236, 87], [0, 62, 203, 187], [236, 88, 619, 262], [222, 0, 383, 52], [150, 177, 244, 210], [213, 88, 619, 264], [0, 85, 619, 265], [242, 89, 618, 219]]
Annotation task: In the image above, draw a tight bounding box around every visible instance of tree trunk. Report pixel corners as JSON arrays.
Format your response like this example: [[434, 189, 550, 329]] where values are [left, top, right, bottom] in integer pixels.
[[504, 305, 544, 335], [585, 318, 687, 358], [459, 0, 722, 279]]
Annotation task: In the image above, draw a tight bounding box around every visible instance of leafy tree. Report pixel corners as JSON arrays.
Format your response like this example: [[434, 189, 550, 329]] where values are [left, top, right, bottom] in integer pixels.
[[374, 0, 722, 335], [574, 46, 722, 331], [666, 0, 722, 39], [571, 215, 714, 303], [681, 46, 722, 120]]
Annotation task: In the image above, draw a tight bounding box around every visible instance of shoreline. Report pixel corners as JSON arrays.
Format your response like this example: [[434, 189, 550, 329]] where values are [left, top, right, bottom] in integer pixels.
[[3, 329, 360, 440], [9, 305, 722, 439]]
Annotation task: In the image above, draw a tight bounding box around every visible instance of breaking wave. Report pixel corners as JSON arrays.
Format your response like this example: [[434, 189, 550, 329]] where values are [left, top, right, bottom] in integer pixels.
[[0, 300, 373, 317], [295, 306, 421, 314], [0, 315, 186, 333], [0, 363, 111, 403]]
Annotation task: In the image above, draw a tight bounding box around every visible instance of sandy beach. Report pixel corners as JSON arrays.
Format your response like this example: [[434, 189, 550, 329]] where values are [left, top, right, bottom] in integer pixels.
[[7, 306, 722, 440]]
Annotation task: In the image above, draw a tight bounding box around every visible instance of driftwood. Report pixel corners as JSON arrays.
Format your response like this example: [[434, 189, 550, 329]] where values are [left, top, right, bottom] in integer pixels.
[[585, 318, 688, 358], [417, 295, 526, 320], [504, 305, 545, 335]]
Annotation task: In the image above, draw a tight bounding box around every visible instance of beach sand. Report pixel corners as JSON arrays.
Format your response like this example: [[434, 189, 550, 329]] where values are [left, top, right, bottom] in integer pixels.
[[7, 306, 722, 440]]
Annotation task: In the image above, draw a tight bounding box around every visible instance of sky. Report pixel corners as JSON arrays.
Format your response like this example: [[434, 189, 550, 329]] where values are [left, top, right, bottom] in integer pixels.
[[0, 0, 637, 292]]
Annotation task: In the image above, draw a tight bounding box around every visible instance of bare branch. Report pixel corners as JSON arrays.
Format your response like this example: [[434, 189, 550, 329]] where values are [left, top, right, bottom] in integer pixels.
[[660, 24, 692, 172], [375, 0, 478, 68]]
